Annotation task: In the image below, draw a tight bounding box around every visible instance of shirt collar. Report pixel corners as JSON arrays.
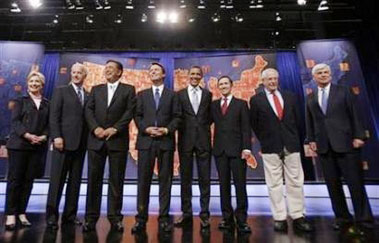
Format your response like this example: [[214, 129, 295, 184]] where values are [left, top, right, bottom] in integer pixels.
[[221, 94, 233, 101], [71, 82, 83, 91], [264, 88, 279, 96], [188, 85, 201, 92], [152, 84, 164, 92], [318, 83, 331, 92], [108, 80, 120, 89]]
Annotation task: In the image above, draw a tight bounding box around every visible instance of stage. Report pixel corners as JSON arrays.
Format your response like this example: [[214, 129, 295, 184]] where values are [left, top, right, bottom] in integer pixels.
[[0, 183, 378, 242]]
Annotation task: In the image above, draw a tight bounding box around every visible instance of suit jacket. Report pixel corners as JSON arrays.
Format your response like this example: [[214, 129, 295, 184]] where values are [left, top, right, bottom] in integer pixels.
[[305, 84, 365, 154], [211, 97, 251, 157], [177, 87, 212, 153], [49, 84, 89, 151], [6, 95, 49, 150], [250, 90, 302, 153], [85, 83, 136, 151], [135, 87, 181, 151]]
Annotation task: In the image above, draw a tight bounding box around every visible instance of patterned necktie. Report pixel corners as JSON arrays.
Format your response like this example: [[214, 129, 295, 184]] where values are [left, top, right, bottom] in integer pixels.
[[221, 97, 228, 115], [320, 88, 328, 115], [77, 87, 83, 106], [154, 88, 160, 110], [191, 88, 199, 114], [272, 91, 283, 120]]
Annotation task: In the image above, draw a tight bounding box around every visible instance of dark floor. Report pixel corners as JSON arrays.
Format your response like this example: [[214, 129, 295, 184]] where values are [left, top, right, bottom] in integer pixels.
[[0, 214, 378, 243]]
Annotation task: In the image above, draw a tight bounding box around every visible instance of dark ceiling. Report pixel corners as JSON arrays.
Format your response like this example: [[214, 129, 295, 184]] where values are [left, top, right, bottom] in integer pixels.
[[0, 0, 375, 51]]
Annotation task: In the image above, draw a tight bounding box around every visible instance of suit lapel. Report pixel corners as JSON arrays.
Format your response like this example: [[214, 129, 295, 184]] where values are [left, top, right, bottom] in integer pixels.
[[197, 88, 207, 115], [183, 89, 196, 115], [157, 88, 168, 111], [325, 84, 336, 116], [311, 89, 324, 115], [262, 92, 281, 121], [68, 84, 83, 106]]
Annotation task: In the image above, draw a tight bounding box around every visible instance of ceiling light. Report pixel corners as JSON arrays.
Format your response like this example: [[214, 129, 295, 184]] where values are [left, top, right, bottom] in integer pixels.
[[103, 0, 111, 10], [53, 15, 59, 24], [169, 11, 179, 23], [318, 0, 329, 11], [141, 13, 148, 22], [275, 12, 282, 22], [179, 0, 186, 9], [86, 14, 94, 24], [75, 0, 84, 10], [65, 0, 75, 9], [114, 14, 122, 24], [156, 11, 167, 23], [94, 0, 103, 10], [125, 0, 134, 9], [148, 0, 156, 9], [233, 13, 243, 22], [226, 0, 233, 9], [211, 12, 220, 22], [297, 0, 307, 6], [29, 0, 42, 9], [197, 0, 206, 9], [10, 2, 21, 13]]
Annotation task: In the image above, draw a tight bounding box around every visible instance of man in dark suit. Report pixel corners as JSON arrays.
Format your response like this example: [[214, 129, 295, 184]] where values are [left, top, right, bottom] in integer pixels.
[[211, 76, 252, 234], [46, 63, 89, 230], [131, 63, 181, 233], [83, 60, 136, 232], [175, 66, 212, 230], [250, 68, 313, 232], [305, 63, 373, 230]]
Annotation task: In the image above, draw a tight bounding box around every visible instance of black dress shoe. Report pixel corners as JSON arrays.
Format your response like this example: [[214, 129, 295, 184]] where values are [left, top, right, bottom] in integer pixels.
[[174, 216, 193, 227], [218, 220, 235, 231], [5, 223, 16, 231], [237, 223, 252, 234], [273, 220, 288, 232], [293, 217, 314, 232], [131, 222, 146, 234], [19, 219, 32, 227], [332, 219, 352, 231], [46, 221, 59, 230], [200, 218, 210, 229], [82, 222, 96, 232], [111, 221, 124, 232], [62, 218, 82, 226], [159, 221, 173, 232]]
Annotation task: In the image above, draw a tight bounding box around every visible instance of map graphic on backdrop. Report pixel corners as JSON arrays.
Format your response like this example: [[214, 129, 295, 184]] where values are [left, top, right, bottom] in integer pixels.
[[174, 53, 277, 179], [297, 39, 379, 179]]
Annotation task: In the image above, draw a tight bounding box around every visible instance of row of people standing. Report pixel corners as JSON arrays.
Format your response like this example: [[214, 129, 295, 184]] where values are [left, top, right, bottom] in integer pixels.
[[3, 60, 373, 235]]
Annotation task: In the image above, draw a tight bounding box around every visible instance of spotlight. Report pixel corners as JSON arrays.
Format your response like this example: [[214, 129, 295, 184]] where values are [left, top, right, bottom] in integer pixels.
[[256, 0, 264, 8], [156, 11, 167, 23], [233, 13, 243, 22], [275, 12, 282, 22], [211, 12, 220, 22], [169, 11, 179, 23], [114, 14, 122, 24], [141, 13, 148, 22], [53, 15, 59, 24], [29, 0, 42, 9], [125, 0, 134, 9], [188, 17, 195, 23], [297, 0, 307, 6], [10, 2, 21, 13], [148, 0, 156, 9], [179, 0, 186, 9], [226, 0, 233, 9], [318, 0, 329, 11], [75, 0, 84, 10], [86, 14, 94, 24], [94, 0, 103, 10], [220, 0, 226, 9], [103, 0, 111, 10], [197, 0, 206, 9], [65, 0, 75, 10]]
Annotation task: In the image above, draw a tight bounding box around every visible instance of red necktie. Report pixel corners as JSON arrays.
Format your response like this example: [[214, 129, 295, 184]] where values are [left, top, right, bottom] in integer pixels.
[[221, 97, 228, 115], [272, 92, 283, 120]]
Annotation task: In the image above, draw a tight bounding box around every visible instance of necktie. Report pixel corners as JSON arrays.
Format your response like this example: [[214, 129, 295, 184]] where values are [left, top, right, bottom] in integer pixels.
[[221, 97, 228, 115], [272, 92, 283, 120], [191, 88, 199, 114], [154, 88, 160, 110], [77, 87, 83, 106], [320, 88, 328, 115]]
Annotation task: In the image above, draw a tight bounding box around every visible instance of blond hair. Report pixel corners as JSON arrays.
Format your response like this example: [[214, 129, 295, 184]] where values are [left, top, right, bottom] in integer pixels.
[[27, 71, 45, 86]]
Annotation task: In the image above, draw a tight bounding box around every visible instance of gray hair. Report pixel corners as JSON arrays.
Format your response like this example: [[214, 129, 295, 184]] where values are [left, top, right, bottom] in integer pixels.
[[261, 68, 279, 79], [71, 62, 88, 76], [311, 63, 331, 75]]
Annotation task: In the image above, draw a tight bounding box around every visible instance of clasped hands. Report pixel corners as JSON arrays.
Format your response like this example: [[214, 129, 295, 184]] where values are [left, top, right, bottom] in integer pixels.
[[145, 126, 168, 137], [24, 132, 47, 145], [94, 127, 117, 140]]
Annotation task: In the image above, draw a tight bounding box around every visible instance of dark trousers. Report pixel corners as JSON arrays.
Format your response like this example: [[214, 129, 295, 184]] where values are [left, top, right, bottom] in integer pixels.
[[215, 153, 248, 225], [136, 141, 174, 223], [85, 146, 127, 224], [179, 149, 210, 219], [5, 149, 45, 215], [319, 148, 373, 223], [46, 149, 86, 223]]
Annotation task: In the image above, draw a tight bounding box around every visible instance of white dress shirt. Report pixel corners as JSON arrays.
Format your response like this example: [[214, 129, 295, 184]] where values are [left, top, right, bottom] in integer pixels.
[[317, 83, 331, 108], [71, 83, 84, 105], [187, 85, 203, 105], [152, 84, 164, 96], [220, 94, 233, 107], [107, 81, 120, 106]]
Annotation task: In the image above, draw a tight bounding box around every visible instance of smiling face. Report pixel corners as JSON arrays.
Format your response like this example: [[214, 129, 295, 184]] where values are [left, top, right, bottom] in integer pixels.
[[313, 67, 332, 88], [71, 65, 87, 85], [104, 61, 122, 83], [27, 75, 44, 95], [189, 67, 202, 87], [149, 64, 165, 85], [217, 77, 233, 97], [262, 70, 279, 92]]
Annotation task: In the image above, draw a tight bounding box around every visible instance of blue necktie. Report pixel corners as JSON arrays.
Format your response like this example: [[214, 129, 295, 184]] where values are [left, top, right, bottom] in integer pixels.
[[77, 87, 83, 106], [321, 88, 328, 115], [154, 88, 160, 110]]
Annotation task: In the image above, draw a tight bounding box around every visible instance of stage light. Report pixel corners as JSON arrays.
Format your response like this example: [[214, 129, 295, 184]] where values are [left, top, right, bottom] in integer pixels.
[[256, 0, 264, 8], [297, 0, 307, 6], [179, 0, 186, 9], [275, 12, 282, 22], [53, 15, 59, 24], [86, 14, 94, 24], [75, 0, 84, 10], [318, 0, 329, 11], [211, 13, 220, 22], [148, 0, 156, 9], [197, 0, 206, 9], [220, 0, 226, 9], [125, 0, 134, 9], [156, 11, 167, 23], [188, 17, 195, 23], [103, 0, 111, 10], [94, 0, 103, 10], [114, 14, 122, 24], [226, 0, 233, 9], [10, 2, 21, 13], [233, 13, 243, 22], [169, 11, 179, 23], [65, 0, 75, 10], [29, 0, 42, 9], [141, 13, 148, 22]]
